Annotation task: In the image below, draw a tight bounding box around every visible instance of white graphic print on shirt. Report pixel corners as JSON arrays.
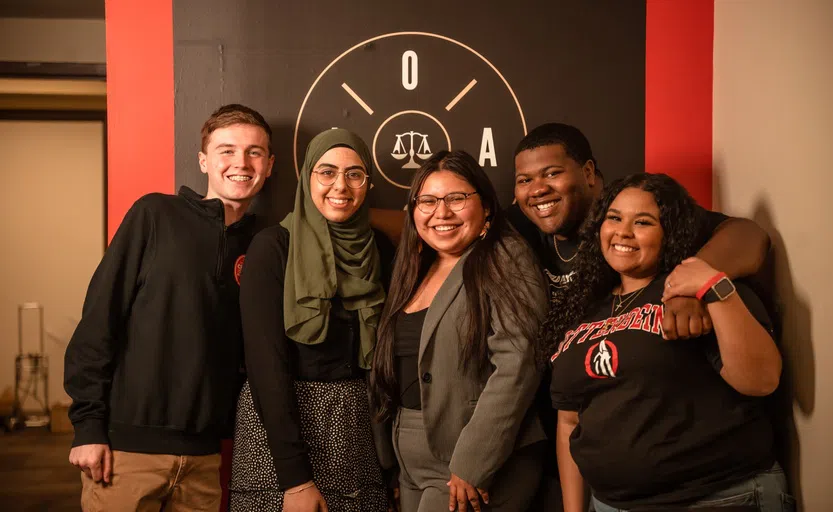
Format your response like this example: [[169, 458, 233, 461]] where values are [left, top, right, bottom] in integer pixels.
[[550, 301, 664, 363]]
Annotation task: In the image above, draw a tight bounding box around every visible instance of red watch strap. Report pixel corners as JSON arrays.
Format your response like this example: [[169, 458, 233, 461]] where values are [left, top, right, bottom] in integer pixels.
[[696, 272, 727, 300]]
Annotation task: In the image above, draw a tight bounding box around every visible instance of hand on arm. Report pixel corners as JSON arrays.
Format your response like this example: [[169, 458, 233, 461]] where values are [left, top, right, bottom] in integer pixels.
[[661, 216, 770, 338], [662, 258, 781, 395], [661, 296, 713, 340], [666, 216, 770, 301], [662, 255, 718, 339], [557, 410, 586, 512]]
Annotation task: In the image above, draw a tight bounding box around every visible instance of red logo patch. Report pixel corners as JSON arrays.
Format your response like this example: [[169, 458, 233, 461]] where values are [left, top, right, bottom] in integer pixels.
[[584, 339, 619, 379], [234, 255, 245, 285]]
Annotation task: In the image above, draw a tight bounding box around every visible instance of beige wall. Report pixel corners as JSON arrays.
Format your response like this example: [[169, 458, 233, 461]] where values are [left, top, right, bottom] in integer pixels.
[[0, 18, 105, 64], [0, 78, 107, 110], [714, 1, 833, 510], [0, 120, 105, 412]]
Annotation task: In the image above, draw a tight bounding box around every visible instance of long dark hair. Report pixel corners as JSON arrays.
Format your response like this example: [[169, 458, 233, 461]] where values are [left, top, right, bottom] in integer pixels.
[[370, 150, 543, 421], [538, 172, 703, 364]]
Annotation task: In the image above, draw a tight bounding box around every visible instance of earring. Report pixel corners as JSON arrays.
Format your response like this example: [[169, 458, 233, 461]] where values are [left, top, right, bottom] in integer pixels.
[[479, 220, 491, 240]]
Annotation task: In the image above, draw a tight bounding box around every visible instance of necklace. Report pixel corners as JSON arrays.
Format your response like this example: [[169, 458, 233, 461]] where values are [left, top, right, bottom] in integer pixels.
[[610, 282, 650, 317], [553, 236, 578, 263], [614, 289, 640, 310]]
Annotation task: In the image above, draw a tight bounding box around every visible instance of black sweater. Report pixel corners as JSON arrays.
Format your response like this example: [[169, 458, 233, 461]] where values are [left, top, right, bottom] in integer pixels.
[[64, 187, 255, 455]]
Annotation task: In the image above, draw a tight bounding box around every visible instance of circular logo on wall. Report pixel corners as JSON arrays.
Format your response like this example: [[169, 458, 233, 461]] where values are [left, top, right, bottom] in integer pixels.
[[294, 32, 527, 209]]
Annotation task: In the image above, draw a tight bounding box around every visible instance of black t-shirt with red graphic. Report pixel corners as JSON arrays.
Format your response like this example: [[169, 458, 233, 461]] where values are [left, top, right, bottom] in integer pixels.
[[504, 203, 732, 489], [549, 275, 775, 509]]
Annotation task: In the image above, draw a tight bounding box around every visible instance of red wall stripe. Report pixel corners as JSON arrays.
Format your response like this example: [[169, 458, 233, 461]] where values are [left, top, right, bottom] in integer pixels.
[[105, 2, 232, 506], [645, 0, 714, 209], [105, 0, 175, 241]]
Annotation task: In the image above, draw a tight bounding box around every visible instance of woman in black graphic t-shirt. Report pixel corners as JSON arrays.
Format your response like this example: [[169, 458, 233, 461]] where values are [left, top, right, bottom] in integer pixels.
[[541, 173, 793, 512]]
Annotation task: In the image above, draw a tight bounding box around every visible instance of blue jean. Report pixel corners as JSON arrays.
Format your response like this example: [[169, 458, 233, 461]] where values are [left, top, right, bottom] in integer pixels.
[[591, 463, 795, 512]]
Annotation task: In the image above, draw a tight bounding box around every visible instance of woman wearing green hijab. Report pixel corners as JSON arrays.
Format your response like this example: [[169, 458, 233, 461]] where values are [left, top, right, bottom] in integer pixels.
[[229, 129, 390, 511]]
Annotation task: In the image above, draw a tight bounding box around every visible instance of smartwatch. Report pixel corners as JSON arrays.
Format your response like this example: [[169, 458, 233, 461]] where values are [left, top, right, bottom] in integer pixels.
[[701, 275, 737, 304]]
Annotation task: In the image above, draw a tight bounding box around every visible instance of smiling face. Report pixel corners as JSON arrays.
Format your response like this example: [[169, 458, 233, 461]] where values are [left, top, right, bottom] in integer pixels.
[[600, 187, 664, 280], [309, 146, 369, 223], [413, 170, 488, 259], [514, 143, 596, 237], [199, 123, 274, 207]]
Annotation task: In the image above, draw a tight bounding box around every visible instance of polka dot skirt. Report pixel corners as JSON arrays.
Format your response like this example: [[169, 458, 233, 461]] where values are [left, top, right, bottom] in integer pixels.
[[229, 378, 388, 511]]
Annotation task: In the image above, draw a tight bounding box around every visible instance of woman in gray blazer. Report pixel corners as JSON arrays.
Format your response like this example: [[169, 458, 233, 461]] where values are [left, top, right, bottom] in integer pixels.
[[370, 150, 548, 512]]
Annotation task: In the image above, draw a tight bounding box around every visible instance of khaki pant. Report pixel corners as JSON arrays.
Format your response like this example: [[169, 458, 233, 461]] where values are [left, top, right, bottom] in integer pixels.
[[80, 450, 221, 512]]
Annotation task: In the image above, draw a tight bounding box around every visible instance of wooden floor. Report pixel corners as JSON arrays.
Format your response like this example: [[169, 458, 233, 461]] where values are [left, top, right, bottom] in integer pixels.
[[0, 429, 80, 511]]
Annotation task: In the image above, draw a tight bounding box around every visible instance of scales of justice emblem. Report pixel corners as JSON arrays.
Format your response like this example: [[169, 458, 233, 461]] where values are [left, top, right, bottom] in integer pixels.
[[391, 131, 432, 169], [293, 31, 528, 209]]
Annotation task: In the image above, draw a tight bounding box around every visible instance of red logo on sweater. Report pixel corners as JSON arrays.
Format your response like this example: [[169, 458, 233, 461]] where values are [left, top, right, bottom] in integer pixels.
[[234, 255, 245, 285], [585, 339, 618, 379]]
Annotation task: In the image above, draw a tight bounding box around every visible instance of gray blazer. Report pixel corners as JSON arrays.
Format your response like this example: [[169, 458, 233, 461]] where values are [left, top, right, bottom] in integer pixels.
[[378, 237, 548, 488]]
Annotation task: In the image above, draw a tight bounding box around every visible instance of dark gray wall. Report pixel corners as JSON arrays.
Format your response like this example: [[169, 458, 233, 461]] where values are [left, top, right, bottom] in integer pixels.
[[174, 0, 646, 225]]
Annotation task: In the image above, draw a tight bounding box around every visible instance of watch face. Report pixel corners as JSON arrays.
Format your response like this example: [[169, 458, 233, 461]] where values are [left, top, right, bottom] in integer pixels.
[[713, 278, 736, 300], [294, 32, 527, 210]]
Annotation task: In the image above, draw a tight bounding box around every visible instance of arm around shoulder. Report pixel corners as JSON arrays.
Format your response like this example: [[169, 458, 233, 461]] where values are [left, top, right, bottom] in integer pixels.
[[696, 215, 771, 280]]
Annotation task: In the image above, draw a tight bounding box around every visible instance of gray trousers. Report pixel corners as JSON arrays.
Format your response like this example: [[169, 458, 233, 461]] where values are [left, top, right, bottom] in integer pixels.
[[393, 407, 543, 512]]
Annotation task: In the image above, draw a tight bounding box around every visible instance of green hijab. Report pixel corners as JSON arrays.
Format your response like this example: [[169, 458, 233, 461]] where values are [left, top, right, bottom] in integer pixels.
[[280, 129, 385, 369]]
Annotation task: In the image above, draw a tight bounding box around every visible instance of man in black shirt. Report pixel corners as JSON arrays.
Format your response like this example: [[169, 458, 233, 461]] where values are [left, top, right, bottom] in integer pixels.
[[510, 123, 771, 510], [64, 104, 274, 511]]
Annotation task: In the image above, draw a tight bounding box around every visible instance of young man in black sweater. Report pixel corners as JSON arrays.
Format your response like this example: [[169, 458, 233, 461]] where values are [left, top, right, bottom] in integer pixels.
[[64, 104, 274, 510]]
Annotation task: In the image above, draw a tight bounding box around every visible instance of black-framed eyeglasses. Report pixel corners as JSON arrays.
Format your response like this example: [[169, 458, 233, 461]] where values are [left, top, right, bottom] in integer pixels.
[[413, 192, 479, 214], [311, 169, 368, 188]]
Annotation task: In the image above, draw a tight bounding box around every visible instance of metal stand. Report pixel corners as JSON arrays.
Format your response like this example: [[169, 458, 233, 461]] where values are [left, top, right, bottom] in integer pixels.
[[12, 302, 50, 429]]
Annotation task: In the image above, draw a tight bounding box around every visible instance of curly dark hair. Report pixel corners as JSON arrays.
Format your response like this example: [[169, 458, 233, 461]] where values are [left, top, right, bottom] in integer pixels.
[[537, 173, 704, 364]]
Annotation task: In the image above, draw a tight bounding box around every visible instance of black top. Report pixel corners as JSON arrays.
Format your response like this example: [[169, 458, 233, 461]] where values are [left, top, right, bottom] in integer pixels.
[[394, 309, 428, 410], [64, 186, 255, 455], [239, 224, 394, 489], [550, 275, 775, 509], [302, 297, 363, 380]]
